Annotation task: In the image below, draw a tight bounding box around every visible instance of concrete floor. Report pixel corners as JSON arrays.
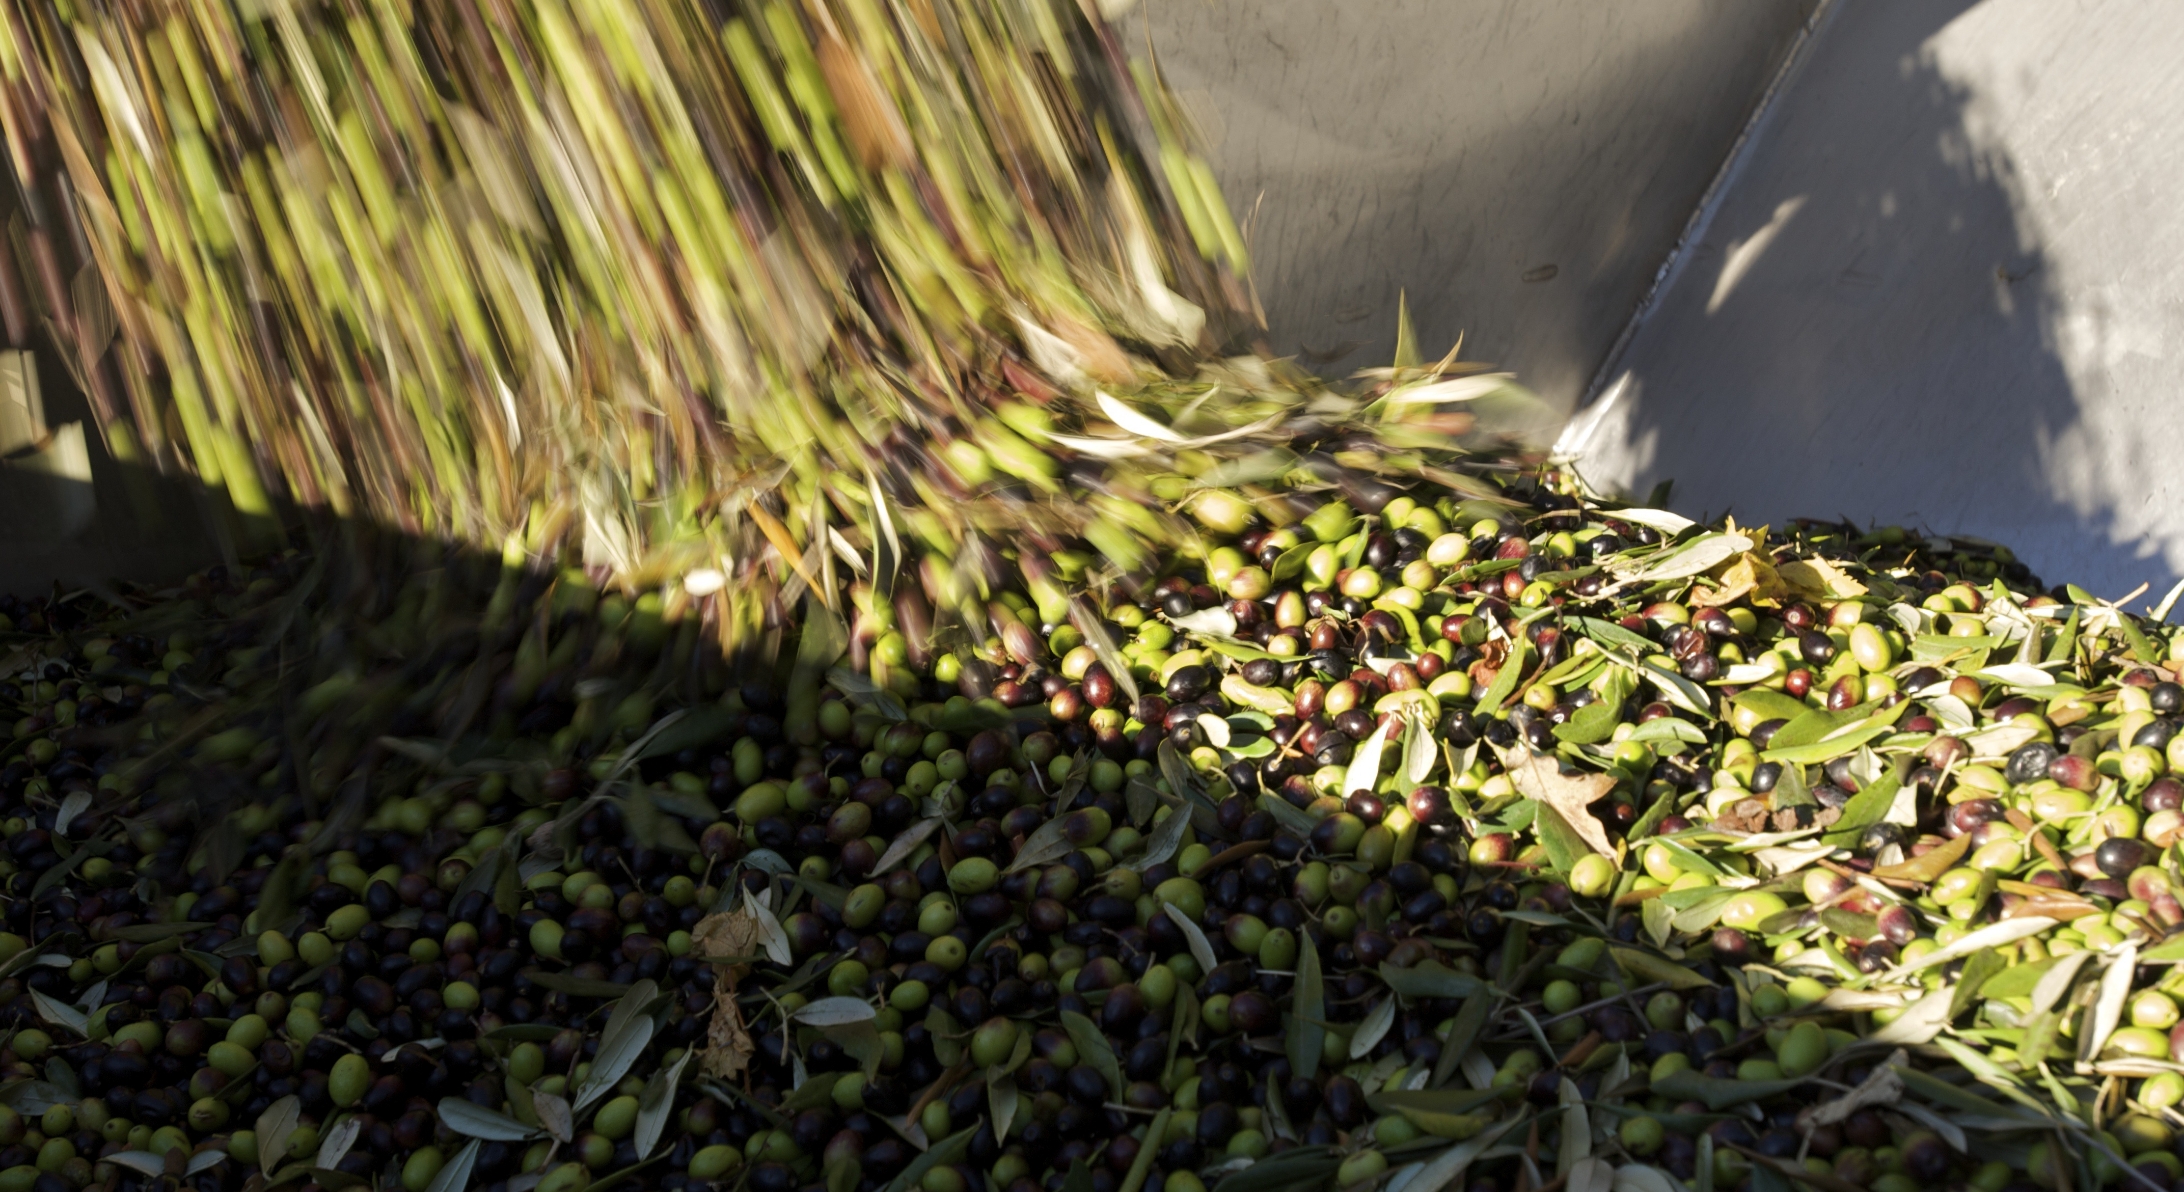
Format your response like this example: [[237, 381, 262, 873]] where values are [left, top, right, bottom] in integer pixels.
[[1564, 0, 2184, 603]]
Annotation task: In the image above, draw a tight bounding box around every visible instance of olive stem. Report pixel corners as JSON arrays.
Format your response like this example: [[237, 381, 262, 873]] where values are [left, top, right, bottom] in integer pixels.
[[1525, 980, 1670, 1029]]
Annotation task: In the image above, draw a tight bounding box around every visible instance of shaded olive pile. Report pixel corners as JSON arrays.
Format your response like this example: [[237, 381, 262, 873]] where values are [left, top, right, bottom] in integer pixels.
[[8, 466, 2184, 1192]]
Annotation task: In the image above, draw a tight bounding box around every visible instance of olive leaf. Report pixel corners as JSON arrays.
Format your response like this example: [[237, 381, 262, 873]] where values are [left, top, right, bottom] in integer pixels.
[[1432, 992, 1493, 1089], [1377, 962, 1481, 1000], [1287, 933, 1324, 1078], [1070, 598, 1139, 708], [879, 1125, 976, 1192], [988, 1071, 1018, 1143], [316, 1115, 363, 1169], [1059, 1010, 1123, 1101], [1343, 716, 1389, 798], [1006, 815, 1077, 873], [2082, 941, 2140, 1063], [873, 819, 942, 876], [1603, 946, 1711, 992], [576, 980, 661, 1111], [744, 890, 793, 967], [425, 1140, 482, 1192], [1893, 916, 2057, 974], [1611, 1166, 1687, 1192], [532, 1088, 574, 1144], [519, 970, 631, 998], [29, 990, 85, 1036], [1170, 607, 1238, 636], [257, 1095, 301, 1173], [106, 921, 212, 944], [1139, 804, 1191, 868], [1385, 1112, 1526, 1192], [1350, 999, 1395, 1060], [105, 1153, 170, 1177], [1651, 1069, 1809, 1110], [792, 998, 877, 1027], [53, 791, 89, 837], [436, 1097, 543, 1141], [1557, 1078, 1590, 1174], [1163, 904, 1218, 975], [1609, 531, 1751, 583]]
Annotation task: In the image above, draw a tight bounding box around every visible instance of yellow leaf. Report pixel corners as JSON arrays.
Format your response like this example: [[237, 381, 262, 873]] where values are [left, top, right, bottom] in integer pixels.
[[1779, 557, 1870, 601], [1494, 745, 1616, 857]]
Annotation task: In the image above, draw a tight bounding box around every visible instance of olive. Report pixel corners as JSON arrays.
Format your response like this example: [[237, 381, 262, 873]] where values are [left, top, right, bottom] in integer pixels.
[[2007, 741, 2061, 785]]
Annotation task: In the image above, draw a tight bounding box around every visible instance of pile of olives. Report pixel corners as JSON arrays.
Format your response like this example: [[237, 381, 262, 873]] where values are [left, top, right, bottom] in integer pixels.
[[6, 463, 2184, 1192]]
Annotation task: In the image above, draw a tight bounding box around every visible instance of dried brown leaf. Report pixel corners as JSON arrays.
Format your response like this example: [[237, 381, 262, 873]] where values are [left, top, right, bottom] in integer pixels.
[[1495, 745, 1616, 857], [692, 908, 769, 967], [700, 985, 755, 1082]]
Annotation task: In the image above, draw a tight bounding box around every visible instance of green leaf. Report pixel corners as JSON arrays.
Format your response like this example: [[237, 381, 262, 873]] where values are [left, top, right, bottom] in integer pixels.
[[1209, 1148, 1339, 1192], [1287, 934, 1324, 1079], [1550, 701, 1621, 746], [1473, 635, 1529, 718], [1824, 770, 1902, 843], [1365, 1087, 1501, 1117], [1060, 1011, 1123, 1101], [1573, 617, 1658, 657], [1979, 955, 2062, 999], [1432, 991, 1492, 1088], [2121, 613, 2161, 664], [1760, 725, 1891, 766], [1532, 804, 1585, 874], [520, 969, 630, 998], [106, 922, 212, 944], [1607, 947, 1714, 991], [1951, 947, 2010, 1023], [1378, 961, 1482, 1000], [880, 1126, 976, 1192], [634, 704, 742, 761], [1650, 1069, 1807, 1110], [1393, 292, 1421, 369], [436, 1098, 542, 1142]]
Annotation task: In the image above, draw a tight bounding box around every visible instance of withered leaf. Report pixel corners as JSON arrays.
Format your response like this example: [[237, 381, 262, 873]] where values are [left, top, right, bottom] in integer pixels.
[[1494, 745, 1616, 857], [699, 986, 755, 1081]]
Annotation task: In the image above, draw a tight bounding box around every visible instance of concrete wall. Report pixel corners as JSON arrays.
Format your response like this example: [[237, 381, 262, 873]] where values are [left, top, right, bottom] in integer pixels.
[[1565, 0, 2184, 603], [1130, 0, 1822, 416]]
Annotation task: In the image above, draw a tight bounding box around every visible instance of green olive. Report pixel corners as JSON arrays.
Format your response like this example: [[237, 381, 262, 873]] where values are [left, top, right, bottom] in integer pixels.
[[1224, 915, 1269, 956], [325, 903, 370, 940], [1334, 1150, 1387, 1186], [401, 1145, 444, 1192], [207, 1040, 255, 1078], [690, 1145, 743, 1180], [330, 1053, 372, 1107], [971, 1017, 1020, 1068], [9, 1032, 47, 1063], [1775, 1021, 1828, 1077], [843, 883, 885, 929], [1154, 877, 1206, 918], [530, 917, 567, 961], [594, 1095, 640, 1140], [187, 1097, 229, 1131], [538, 1161, 591, 1192], [33, 1139, 72, 1173]]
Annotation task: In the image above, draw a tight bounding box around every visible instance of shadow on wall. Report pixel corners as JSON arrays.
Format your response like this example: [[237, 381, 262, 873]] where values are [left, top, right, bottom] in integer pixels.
[[0, 341, 227, 598], [1133, 0, 1819, 415], [1565, 0, 2179, 602]]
